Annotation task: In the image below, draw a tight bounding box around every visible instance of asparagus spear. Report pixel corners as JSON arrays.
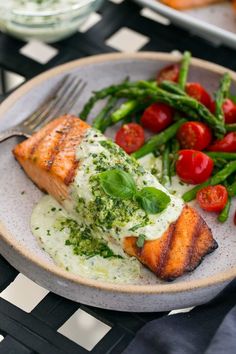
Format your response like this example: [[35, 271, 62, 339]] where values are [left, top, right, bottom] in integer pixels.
[[159, 81, 187, 96], [137, 80, 157, 90], [218, 196, 231, 223], [226, 124, 236, 132], [111, 100, 144, 123], [205, 152, 236, 161], [115, 87, 225, 137], [178, 51, 191, 90], [80, 79, 157, 120], [161, 144, 171, 187], [228, 180, 236, 197], [80, 79, 133, 119], [170, 139, 180, 176], [92, 96, 118, 132], [182, 160, 236, 202], [212, 158, 227, 171], [132, 119, 186, 159], [214, 72, 231, 123]]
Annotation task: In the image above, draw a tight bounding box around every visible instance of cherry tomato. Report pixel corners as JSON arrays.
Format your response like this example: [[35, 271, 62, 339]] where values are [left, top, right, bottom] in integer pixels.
[[209, 100, 216, 114], [177, 121, 212, 150], [186, 83, 213, 111], [140, 103, 173, 133], [208, 132, 236, 153], [223, 99, 236, 124], [115, 123, 145, 154], [196, 185, 228, 212], [157, 64, 179, 83], [176, 150, 214, 184]]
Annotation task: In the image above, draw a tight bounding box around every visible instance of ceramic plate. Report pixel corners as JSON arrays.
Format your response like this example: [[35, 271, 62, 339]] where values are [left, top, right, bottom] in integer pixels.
[[0, 52, 235, 312], [134, 0, 236, 49]]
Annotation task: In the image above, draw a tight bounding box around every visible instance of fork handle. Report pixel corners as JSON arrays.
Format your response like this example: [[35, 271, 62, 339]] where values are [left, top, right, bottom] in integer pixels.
[[0, 128, 29, 143]]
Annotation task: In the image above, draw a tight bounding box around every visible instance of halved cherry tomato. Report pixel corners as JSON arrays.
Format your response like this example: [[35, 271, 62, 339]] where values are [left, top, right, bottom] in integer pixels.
[[176, 150, 214, 184], [157, 64, 179, 83], [186, 83, 213, 111], [223, 99, 236, 124], [196, 185, 228, 212], [140, 103, 173, 133], [115, 123, 145, 154], [208, 132, 236, 152], [177, 121, 212, 150]]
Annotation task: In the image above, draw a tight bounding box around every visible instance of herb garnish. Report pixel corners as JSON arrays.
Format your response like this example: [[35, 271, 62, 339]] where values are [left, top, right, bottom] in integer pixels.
[[98, 169, 136, 199], [98, 169, 170, 214], [136, 187, 171, 214], [136, 234, 146, 248], [60, 218, 120, 259]]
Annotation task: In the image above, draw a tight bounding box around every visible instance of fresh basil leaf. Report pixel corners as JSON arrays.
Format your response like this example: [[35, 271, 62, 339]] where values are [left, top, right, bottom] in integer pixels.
[[99, 169, 137, 199], [137, 187, 170, 214], [136, 234, 146, 248]]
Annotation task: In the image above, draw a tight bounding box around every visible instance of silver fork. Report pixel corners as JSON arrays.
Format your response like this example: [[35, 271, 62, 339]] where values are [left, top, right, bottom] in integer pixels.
[[0, 74, 86, 142]]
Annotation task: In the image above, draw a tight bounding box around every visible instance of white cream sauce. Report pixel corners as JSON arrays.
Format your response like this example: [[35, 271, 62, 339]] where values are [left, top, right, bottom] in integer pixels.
[[31, 195, 141, 283], [31, 129, 190, 282]]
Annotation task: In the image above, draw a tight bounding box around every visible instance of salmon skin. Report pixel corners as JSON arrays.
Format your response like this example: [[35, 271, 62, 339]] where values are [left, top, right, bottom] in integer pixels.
[[161, 0, 224, 10], [13, 115, 218, 281]]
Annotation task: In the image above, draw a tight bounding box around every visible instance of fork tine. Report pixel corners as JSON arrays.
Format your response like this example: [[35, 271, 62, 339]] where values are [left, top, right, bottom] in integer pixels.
[[0, 74, 86, 142], [44, 77, 83, 120], [46, 79, 86, 120], [62, 81, 87, 114], [27, 75, 79, 130], [33, 77, 85, 130], [22, 74, 70, 127]]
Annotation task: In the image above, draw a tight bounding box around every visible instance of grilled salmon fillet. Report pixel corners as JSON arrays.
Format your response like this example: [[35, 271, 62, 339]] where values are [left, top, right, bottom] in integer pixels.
[[161, 0, 224, 10], [13, 114, 217, 281], [13, 115, 90, 202]]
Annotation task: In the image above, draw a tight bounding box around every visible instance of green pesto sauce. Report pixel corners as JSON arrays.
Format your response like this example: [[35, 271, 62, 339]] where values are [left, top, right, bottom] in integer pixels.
[[59, 217, 120, 259], [74, 136, 151, 243]]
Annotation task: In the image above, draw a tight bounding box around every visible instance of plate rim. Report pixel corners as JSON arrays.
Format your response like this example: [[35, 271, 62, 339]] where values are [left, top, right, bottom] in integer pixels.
[[0, 51, 235, 295]]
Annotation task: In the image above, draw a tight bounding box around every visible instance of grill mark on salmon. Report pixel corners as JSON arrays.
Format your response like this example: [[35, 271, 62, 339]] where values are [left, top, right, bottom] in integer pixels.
[[29, 119, 71, 172], [13, 115, 218, 281], [64, 160, 79, 185], [186, 216, 203, 270], [50, 118, 89, 185], [155, 222, 176, 277], [188, 219, 217, 272], [29, 122, 53, 157], [123, 206, 217, 281], [160, 206, 213, 280], [13, 115, 90, 202], [45, 118, 74, 171]]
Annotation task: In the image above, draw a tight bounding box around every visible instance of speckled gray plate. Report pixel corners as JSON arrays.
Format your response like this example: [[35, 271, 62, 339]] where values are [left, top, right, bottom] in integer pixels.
[[0, 53, 235, 312]]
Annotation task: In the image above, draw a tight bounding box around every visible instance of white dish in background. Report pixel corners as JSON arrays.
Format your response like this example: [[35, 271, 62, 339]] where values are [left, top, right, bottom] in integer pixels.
[[134, 0, 236, 48], [0, 52, 235, 312], [0, 0, 103, 43]]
